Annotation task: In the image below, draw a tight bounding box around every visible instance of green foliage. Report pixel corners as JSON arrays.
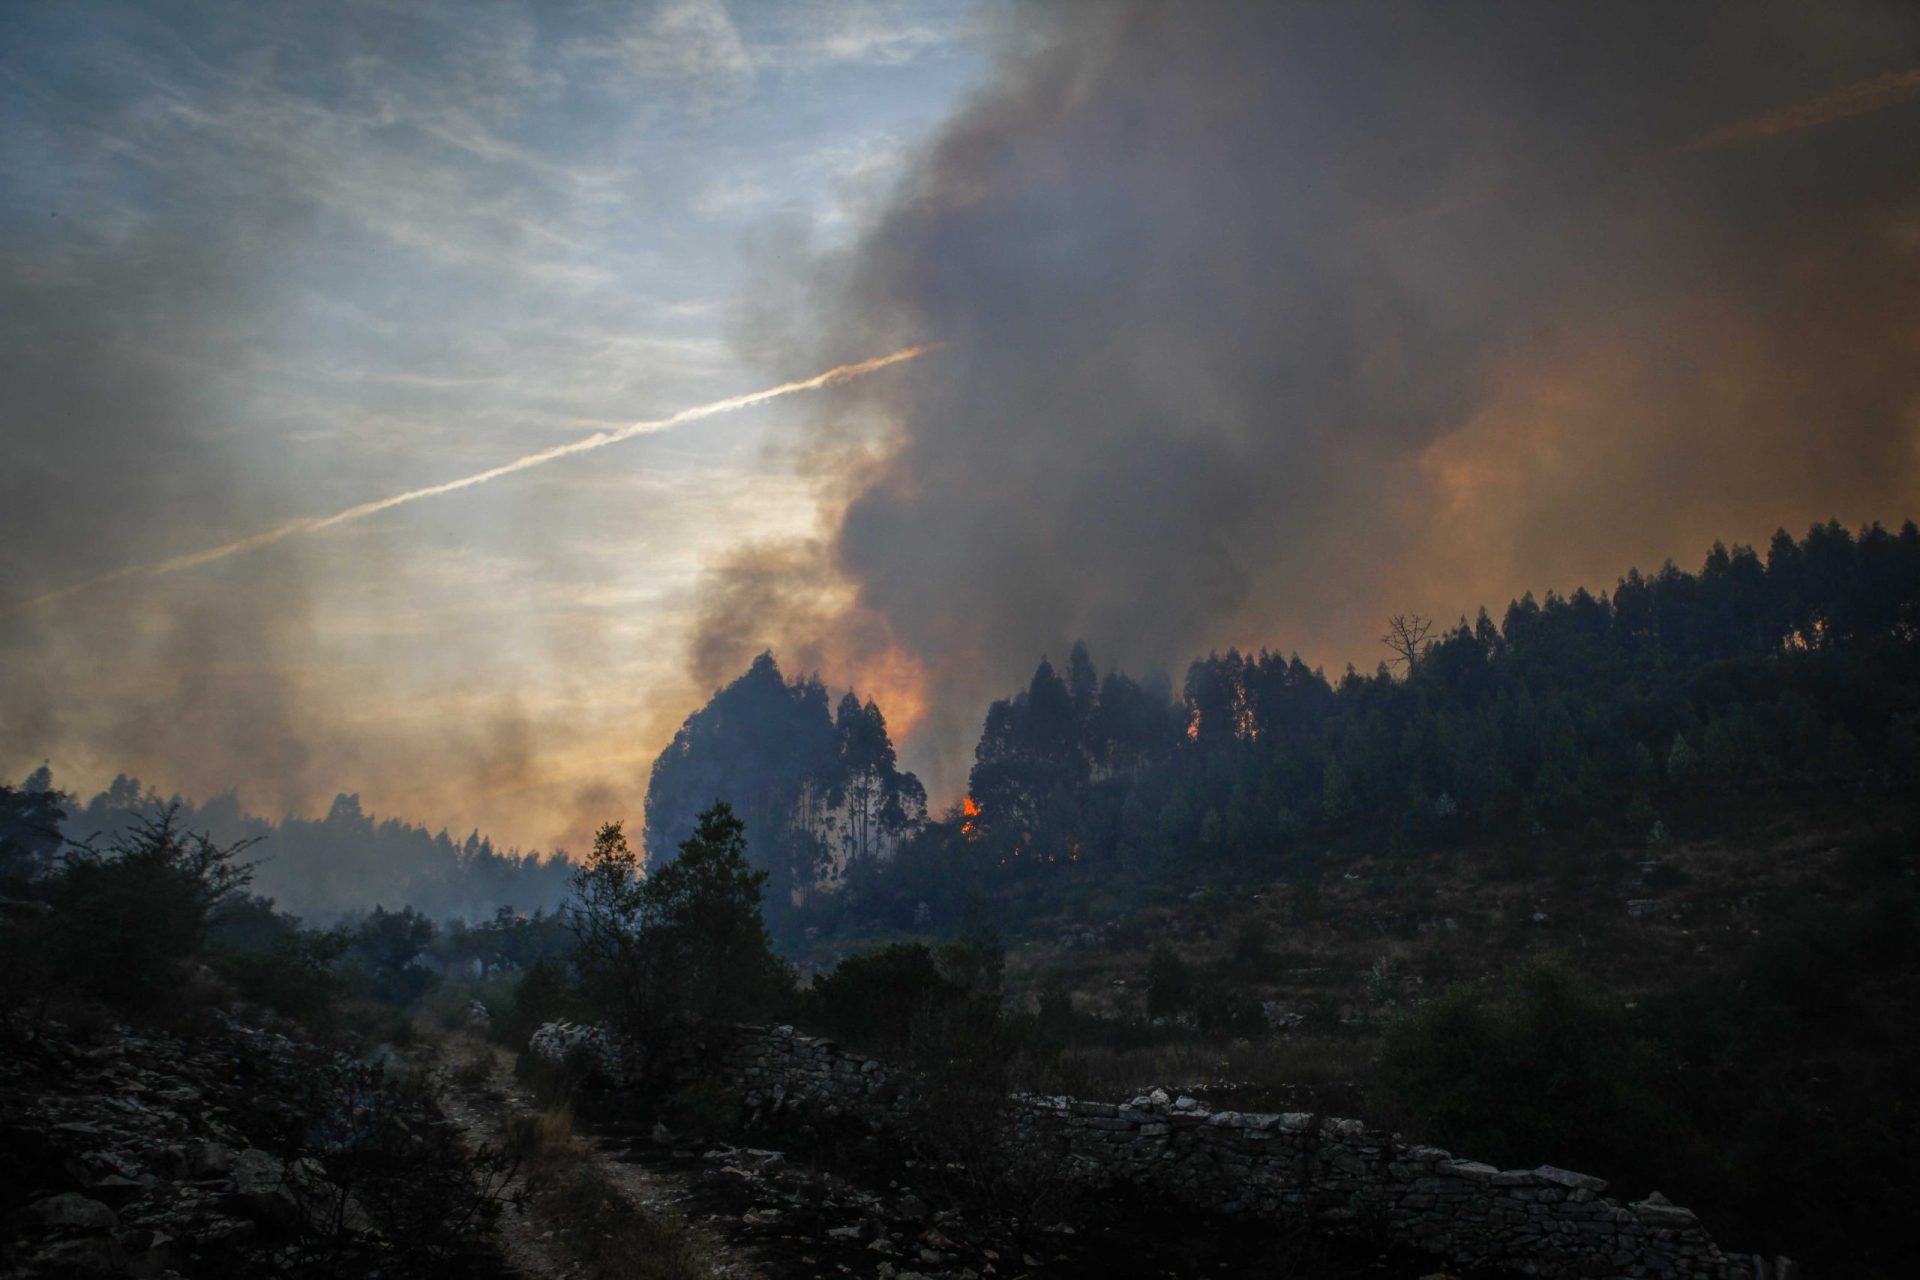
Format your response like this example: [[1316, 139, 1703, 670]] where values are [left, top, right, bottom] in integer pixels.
[[644, 653, 926, 939], [902, 993, 1084, 1247], [65, 777, 572, 922], [1365, 955, 1403, 1010], [823, 522, 1920, 940], [0, 896, 55, 1036], [213, 928, 348, 1023], [1145, 940, 1192, 1019], [434, 904, 574, 980], [0, 767, 67, 885], [934, 920, 1006, 998], [1192, 981, 1265, 1036], [274, 1061, 514, 1276], [496, 957, 579, 1052], [1379, 962, 1692, 1190], [342, 905, 439, 1004], [1035, 969, 1075, 1040], [1227, 916, 1272, 977], [655, 1076, 744, 1141], [806, 942, 964, 1048], [566, 803, 792, 1059], [640, 802, 793, 1022], [45, 807, 256, 1009]]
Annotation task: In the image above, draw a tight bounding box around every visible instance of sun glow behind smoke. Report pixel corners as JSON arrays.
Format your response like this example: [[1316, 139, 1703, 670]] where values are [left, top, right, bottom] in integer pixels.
[[11, 344, 942, 614]]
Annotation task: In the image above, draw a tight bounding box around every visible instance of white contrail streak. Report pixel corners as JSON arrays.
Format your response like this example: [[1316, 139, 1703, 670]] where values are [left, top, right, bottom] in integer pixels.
[[12, 343, 941, 613]]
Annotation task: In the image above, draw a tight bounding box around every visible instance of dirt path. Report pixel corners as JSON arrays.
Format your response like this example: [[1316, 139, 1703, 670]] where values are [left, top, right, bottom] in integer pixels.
[[430, 1032, 763, 1280]]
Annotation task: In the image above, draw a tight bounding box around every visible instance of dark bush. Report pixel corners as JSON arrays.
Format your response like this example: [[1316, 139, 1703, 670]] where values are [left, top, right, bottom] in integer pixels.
[[1146, 940, 1192, 1019], [903, 995, 1082, 1248], [1378, 962, 1694, 1193], [806, 942, 964, 1047], [1193, 981, 1265, 1037], [45, 808, 255, 1010], [496, 957, 579, 1052], [213, 930, 348, 1023]]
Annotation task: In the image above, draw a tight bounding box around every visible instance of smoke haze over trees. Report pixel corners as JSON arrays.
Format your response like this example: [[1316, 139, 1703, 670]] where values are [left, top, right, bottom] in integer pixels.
[[764, 521, 1920, 932], [645, 652, 925, 942], [10, 770, 572, 923], [8, 2, 1919, 838], [710, 0, 1920, 795]]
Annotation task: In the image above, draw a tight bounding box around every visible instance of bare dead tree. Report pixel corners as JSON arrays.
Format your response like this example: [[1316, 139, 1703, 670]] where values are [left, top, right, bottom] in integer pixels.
[[1381, 613, 1434, 674]]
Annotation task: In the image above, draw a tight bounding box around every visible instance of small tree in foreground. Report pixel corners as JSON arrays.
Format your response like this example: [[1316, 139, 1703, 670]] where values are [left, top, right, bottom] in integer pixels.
[[48, 806, 257, 1008], [567, 801, 790, 1063]]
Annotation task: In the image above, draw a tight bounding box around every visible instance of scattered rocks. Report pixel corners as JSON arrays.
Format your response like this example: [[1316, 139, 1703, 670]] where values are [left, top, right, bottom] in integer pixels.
[[1, 1012, 492, 1278]]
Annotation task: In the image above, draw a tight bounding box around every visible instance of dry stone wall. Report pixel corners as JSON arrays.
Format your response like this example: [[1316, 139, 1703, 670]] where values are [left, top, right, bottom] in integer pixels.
[[709, 1024, 1785, 1280]]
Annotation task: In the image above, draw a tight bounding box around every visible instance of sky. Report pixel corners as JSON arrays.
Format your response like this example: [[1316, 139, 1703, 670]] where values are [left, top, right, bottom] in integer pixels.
[[0, 0, 984, 850], [5, 1, 1920, 855]]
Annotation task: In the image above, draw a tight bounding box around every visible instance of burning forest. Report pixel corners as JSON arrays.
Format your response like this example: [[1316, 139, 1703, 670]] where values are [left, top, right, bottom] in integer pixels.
[[5, 3, 1920, 1278]]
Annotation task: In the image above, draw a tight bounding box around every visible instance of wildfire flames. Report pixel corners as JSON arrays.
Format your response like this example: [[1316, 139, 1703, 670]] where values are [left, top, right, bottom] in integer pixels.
[[960, 794, 980, 836]]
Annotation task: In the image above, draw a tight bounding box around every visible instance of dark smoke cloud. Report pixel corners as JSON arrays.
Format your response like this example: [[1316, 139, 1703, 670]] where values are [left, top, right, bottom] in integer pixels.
[[708, 0, 1920, 793]]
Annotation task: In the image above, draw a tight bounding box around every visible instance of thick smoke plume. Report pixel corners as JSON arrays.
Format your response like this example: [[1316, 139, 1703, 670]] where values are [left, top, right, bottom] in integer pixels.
[[706, 1, 1920, 793]]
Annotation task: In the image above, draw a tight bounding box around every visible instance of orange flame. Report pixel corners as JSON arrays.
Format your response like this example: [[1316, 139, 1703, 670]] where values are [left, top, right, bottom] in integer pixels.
[[960, 795, 980, 836]]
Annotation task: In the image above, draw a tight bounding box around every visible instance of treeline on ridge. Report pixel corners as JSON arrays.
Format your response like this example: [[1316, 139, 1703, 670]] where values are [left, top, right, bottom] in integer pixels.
[[1, 770, 571, 923], [657, 519, 1920, 935]]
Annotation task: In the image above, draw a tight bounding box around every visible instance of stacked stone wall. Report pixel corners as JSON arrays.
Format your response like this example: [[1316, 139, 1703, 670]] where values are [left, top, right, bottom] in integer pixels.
[[706, 1024, 1785, 1280]]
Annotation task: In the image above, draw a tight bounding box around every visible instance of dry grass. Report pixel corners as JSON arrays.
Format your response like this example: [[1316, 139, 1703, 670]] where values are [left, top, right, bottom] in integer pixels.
[[501, 1103, 576, 1164], [451, 1044, 497, 1089], [533, 1164, 709, 1280], [494, 1104, 710, 1279]]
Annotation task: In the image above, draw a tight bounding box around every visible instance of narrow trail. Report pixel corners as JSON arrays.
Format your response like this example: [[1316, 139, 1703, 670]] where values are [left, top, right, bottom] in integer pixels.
[[430, 1032, 762, 1280]]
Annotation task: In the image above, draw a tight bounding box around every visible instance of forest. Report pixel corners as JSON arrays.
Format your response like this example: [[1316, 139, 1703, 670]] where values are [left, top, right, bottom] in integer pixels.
[[1, 771, 572, 924], [7, 517, 1919, 1275], [656, 520, 1920, 942]]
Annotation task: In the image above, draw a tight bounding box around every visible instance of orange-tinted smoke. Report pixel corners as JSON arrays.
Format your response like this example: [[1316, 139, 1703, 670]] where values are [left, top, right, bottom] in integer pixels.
[[1678, 67, 1920, 152]]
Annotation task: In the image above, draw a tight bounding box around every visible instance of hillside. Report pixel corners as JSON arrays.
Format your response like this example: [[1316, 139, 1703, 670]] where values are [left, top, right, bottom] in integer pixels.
[[823, 790, 1917, 1273]]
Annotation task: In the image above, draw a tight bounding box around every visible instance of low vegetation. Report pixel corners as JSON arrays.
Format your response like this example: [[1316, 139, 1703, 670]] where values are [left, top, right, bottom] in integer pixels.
[[5, 520, 1916, 1276]]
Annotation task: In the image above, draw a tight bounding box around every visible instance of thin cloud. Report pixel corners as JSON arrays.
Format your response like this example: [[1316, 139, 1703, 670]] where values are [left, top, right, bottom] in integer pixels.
[[11, 345, 940, 613], [1678, 67, 1920, 152]]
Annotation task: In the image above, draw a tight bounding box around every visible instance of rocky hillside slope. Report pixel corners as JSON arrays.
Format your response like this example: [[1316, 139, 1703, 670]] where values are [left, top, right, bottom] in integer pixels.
[[1, 1009, 508, 1278]]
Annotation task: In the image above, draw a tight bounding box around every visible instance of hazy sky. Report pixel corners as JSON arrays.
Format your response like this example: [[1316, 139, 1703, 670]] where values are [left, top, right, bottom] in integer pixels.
[[1, 0, 983, 850], [5, 2, 1919, 855]]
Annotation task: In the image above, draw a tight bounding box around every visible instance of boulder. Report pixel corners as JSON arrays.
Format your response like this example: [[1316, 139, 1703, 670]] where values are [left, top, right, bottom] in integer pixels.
[[26, 1192, 119, 1232]]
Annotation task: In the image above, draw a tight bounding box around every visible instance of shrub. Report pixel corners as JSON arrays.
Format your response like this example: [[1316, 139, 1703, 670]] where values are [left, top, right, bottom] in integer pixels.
[[213, 934, 346, 1023], [1227, 917, 1272, 977], [903, 996, 1083, 1247], [806, 942, 964, 1047], [1193, 981, 1265, 1036], [1146, 940, 1192, 1019], [1378, 962, 1691, 1187], [655, 1077, 742, 1140], [567, 804, 792, 1065], [496, 957, 580, 1051], [46, 808, 255, 1010]]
